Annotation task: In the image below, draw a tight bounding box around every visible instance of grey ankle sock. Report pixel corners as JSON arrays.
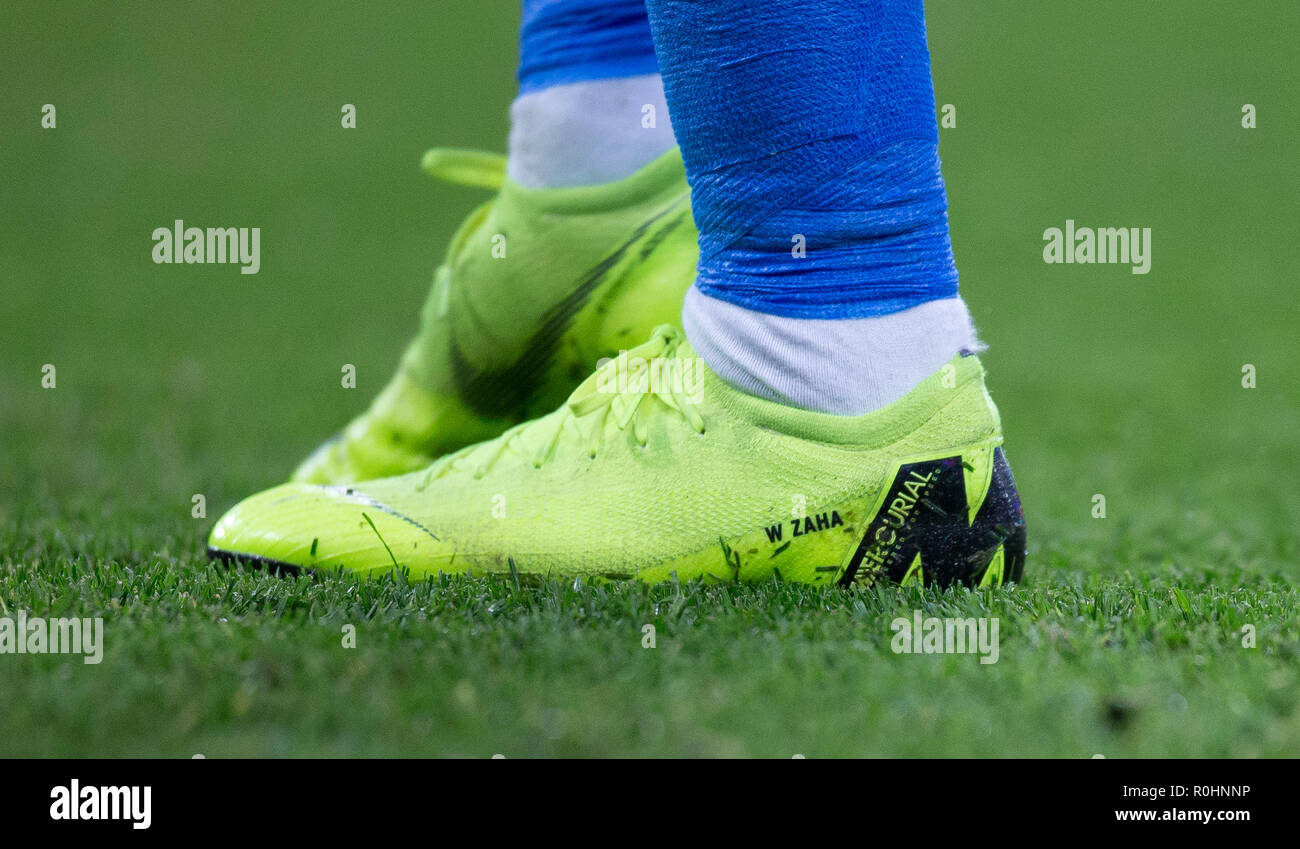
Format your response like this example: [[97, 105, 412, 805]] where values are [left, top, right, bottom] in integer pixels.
[[507, 74, 676, 188], [682, 286, 981, 415]]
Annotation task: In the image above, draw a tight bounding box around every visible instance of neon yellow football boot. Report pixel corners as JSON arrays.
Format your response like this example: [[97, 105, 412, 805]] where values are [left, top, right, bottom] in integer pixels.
[[292, 147, 697, 484], [212, 325, 1027, 587]]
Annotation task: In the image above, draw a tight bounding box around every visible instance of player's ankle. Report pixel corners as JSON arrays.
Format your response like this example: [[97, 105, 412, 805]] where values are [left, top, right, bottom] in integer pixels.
[[682, 287, 980, 416], [506, 74, 676, 189]]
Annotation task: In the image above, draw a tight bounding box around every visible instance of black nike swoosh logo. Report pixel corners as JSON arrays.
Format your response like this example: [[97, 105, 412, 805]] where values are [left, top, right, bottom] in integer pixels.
[[449, 198, 691, 418]]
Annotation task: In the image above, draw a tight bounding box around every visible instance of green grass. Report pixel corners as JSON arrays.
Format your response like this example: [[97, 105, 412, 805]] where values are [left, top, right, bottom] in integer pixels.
[[2, 1, 1298, 756], [1, 552, 1297, 756]]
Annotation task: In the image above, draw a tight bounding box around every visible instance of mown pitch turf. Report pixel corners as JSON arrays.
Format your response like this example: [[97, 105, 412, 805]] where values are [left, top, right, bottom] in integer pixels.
[[1, 548, 1298, 756], [1, 1, 1297, 756]]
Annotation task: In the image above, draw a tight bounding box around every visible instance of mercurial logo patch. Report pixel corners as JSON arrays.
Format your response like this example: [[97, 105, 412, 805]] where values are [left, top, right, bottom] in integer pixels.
[[841, 448, 1026, 588]]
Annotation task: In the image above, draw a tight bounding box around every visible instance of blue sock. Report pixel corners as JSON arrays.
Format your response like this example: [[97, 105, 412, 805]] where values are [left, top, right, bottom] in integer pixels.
[[518, 0, 659, 92], [645, 0, 977, 413], [645, 0, 957, 319], [510, 1, 675, 187]]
